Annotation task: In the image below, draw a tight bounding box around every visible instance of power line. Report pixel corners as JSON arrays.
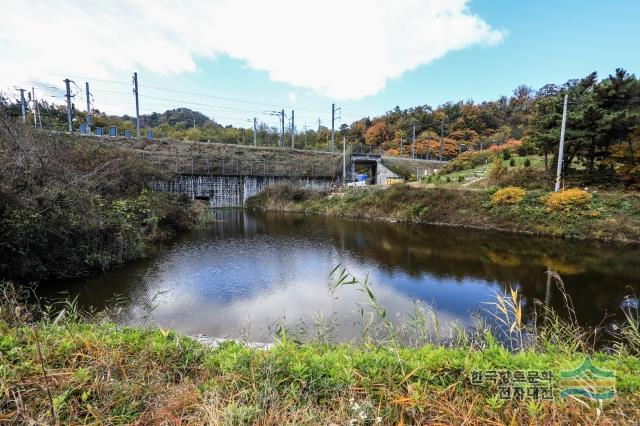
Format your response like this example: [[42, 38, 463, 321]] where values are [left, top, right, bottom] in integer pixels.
[[89, 88, 319, 119], [140, 83, 330, 114], [56, 74, 335, 114], [45, 74, 371, 122]]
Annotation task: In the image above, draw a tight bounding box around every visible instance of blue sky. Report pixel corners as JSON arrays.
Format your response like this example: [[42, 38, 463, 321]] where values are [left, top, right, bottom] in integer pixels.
[[1, 0, 639, 130]]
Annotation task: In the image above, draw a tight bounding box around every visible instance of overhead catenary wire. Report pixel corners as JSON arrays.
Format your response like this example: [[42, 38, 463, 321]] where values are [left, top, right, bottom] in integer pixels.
[[53, 74, 338, 116]]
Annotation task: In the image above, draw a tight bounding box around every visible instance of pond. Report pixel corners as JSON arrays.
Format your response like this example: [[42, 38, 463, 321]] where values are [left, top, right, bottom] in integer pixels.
[[37, 209, 640, 343]]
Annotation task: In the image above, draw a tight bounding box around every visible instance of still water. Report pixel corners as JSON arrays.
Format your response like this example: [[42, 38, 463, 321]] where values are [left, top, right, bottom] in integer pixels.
[[39, 209, 640, 342]]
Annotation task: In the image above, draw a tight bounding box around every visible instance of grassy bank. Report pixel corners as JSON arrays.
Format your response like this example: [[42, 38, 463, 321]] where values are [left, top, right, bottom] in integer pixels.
[[1, 278, 639, 424], [0, 118, 210, 282], [246, 183, 640, 243]]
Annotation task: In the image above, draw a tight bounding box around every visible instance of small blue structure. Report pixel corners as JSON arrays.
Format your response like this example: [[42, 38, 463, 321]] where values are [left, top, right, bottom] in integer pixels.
[[109, 126, 117, 137], [95, 127, 103, 136], [146, 129, 153, 139], [357, 173, 368, 182], [124, 129, 131, 138], [79, 124, 88, 134]]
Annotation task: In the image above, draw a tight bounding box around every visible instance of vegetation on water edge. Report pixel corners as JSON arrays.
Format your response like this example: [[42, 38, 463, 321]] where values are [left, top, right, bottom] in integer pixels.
[[0, 117, 210, 282], [1, 273, 639, 425], [246, 183, 640, 243]]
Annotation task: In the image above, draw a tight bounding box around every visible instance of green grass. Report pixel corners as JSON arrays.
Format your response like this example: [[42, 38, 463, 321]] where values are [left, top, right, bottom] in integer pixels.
[[2, 319, 639, 424], [423, 155, 546, 189]]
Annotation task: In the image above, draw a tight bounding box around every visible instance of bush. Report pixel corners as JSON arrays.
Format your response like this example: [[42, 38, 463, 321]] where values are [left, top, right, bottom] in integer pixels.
[[457, 175, 464, 183], [490, 186, 526, 205], [0, 118, 199, 281], [544, 188, 593, 211], [492, 167, 550, 189], [0, 190, 197, 281], [509, 158, 516, 167], [487, 157, 508, 184], [523, 158, 531, 168], [245, 182, 318, 210], [502, 149, 512, 160]]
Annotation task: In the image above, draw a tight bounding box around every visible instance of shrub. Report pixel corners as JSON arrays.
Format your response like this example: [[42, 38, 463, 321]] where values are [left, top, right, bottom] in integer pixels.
[[487, 157, 508, 184], [523, 158, 531, 168], [493, 167, 549, 189], [502, 149, 512, 160], [544, 188, 593, 211], [457, 175, 464, 183], [445, 176, 451, 183], [509, 158, 516, 167], [490, 186, 526, 205], [245, 182, 317, 210]]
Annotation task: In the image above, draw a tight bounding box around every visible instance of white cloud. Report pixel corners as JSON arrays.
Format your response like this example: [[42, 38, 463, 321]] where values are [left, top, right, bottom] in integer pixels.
[[0, 0, 503, 101]]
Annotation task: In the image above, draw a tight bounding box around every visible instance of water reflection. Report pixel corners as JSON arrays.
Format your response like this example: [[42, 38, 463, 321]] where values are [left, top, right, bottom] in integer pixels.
[[37, 209, 640, 342]]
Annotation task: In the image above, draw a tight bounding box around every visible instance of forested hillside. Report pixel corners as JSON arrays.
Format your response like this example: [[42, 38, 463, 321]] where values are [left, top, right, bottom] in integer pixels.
[[2, 68, 638, 186]]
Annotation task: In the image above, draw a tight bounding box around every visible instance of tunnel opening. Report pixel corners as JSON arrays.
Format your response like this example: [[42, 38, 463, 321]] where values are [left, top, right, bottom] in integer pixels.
[[352, 160, 378, 184]]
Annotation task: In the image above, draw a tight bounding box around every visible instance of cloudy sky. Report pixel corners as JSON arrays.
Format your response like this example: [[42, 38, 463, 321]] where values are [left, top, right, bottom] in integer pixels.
[[1, 0, 639, 128]]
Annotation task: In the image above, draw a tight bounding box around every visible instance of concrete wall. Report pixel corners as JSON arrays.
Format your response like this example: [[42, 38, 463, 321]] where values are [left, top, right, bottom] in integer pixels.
[[152, 175, 335, 207], [375, 162, 401, 185]]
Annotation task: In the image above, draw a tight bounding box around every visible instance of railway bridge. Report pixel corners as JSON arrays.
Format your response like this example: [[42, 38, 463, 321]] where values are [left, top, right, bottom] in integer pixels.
[[106, 139, 447, 207]]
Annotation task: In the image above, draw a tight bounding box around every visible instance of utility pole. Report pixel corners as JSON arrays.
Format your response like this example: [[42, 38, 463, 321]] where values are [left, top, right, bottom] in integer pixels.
[[331, 103, 340, 151], [331, 103, 335, 151], [412, 125, 416, 159], [19, 88, 26, 123], [32, 88, 42, 129], [64, 78, 73, 132], [85, 82, 92, 131], [291, 110, 295, 148], [317, 118, 321, 131], [253, 117, 257, 146], [439, 117, 444, 161], [342, 136, 346, 184], [30, 88, 37, 128], [132, 72, 140, 138], [303, 124, 307, 146], [554, 94, 569, 192], [281, 109, 285, 147]]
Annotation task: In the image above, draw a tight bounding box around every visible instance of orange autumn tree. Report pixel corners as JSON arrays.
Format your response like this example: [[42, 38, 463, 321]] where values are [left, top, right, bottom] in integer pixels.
[[448, 129, 480, 148], [388, 138, 461, 159], [488, 139, 522, 153], [364, 121, 391, 145]]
